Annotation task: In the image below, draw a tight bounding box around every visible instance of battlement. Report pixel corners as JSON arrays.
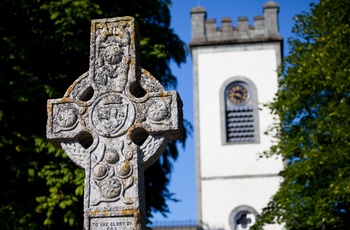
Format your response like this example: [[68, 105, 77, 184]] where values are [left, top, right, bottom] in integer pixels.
[[190, 1, 282, 46]]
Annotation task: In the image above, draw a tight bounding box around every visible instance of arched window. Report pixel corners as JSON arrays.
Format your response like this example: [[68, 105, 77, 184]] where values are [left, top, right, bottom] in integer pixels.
[[220, 77, 260, 144]]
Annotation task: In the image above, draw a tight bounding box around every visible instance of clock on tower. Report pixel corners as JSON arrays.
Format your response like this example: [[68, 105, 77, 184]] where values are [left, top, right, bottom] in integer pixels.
[[227, 83, 249, 105]]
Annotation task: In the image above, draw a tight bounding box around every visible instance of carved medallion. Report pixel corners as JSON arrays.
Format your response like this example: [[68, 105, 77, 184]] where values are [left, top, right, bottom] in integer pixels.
[[91, 93, 135, 137], [52, 104, 79, 132]]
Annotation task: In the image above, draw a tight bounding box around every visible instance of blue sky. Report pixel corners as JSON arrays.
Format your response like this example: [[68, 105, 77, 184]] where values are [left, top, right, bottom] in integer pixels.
[[151, 0, 318, 223]]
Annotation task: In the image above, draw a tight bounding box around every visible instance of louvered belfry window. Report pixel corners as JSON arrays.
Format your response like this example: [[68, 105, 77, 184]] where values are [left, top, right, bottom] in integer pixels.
[[224, 80, 259, 144], [226, 106, 255, 142]]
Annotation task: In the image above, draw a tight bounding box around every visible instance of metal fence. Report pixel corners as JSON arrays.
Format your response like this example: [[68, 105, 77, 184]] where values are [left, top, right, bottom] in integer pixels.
[[148, 220, 201, 230]]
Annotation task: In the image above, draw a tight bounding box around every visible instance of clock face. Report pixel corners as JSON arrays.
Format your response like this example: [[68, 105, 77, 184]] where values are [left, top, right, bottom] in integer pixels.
[[228, 84, 248, 104]]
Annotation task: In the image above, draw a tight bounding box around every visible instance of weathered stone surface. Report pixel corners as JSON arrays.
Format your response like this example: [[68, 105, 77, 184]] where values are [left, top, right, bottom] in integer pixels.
[[46, 17, 183, 230]]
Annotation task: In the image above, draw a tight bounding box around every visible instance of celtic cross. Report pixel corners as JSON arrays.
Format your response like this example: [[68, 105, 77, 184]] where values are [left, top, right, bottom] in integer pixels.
[[46, 17, 183, 230]]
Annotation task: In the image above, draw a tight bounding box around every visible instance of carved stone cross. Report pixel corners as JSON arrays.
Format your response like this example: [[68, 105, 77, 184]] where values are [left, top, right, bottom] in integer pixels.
[[46, 17, 183, 230]]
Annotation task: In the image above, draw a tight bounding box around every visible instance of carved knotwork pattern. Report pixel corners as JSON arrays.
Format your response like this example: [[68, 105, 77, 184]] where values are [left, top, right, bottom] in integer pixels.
[[61, 141, 88, 169]]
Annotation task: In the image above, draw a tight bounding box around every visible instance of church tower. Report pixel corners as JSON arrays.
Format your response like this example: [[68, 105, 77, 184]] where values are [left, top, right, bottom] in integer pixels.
[[190, 2, 283, 230]]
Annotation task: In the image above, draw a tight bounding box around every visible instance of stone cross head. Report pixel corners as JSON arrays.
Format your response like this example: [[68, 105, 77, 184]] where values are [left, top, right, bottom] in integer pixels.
[[46, 17, 183, 230]]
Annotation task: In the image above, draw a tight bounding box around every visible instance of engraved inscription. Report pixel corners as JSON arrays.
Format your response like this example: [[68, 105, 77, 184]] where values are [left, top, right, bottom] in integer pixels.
[[90, 217, 134, 230]]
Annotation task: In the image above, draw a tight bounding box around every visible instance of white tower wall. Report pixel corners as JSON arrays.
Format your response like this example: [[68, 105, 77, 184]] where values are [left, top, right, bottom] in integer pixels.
[[190, 2, 284, 230]]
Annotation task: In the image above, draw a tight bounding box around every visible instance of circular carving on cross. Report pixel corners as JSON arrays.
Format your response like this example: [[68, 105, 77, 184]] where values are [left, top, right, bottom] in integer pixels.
[[54, 106, 79, 132], [91, 92, 135, 137], [100, 178, 122, 199], [147, 100, 169, 122], [104, 148, 120, 164], [104, 45, 123, 65], [117, 161, 132, 178], [92, 162, 109, 180]]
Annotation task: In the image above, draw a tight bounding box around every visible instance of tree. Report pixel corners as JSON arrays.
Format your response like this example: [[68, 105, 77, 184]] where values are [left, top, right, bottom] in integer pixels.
[[0, 0, 187, 229], [252, 0, 350, 229]]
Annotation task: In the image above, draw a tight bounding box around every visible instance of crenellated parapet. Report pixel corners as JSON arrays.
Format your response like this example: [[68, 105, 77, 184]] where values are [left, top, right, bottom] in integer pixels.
[[190, 1, 282, 46]]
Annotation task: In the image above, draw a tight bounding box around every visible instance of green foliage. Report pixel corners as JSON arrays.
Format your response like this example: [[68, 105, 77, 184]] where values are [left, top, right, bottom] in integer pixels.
[[0, 0, 187, 228], [252, 0, 350, 229]]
